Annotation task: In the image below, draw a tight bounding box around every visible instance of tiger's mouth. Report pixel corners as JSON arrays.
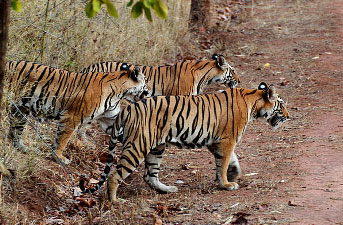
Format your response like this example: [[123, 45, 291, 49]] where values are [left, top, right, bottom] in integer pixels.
[[268, 115, 287, 129], [225, 80, 239, 88], [139, 89, 151, 99], [224, 71, 239, 88], [132, 87, 151, 101]]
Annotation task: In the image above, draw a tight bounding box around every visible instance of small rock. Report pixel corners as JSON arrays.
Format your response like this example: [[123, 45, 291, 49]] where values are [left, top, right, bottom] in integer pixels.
[[191, 170, 198, 175], [288, 200, 297, 206], [73, 188, 82, 197], [217, 8, 225, 14], [181, 164, 190, 170], [199, 26, 206, 33], [175, 180, 184, 184], [225, 7, 231, 14], [214, 203, 222, 207], [46, 217, 64, 224], [280, 80, 289, 86]]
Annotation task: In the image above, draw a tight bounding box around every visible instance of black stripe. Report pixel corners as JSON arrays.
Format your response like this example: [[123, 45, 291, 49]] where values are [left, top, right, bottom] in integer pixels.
[[231, 88, 235, 139]]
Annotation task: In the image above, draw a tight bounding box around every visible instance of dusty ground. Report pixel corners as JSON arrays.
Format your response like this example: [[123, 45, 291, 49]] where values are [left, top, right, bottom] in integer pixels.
[[2, 0, 343, 224]]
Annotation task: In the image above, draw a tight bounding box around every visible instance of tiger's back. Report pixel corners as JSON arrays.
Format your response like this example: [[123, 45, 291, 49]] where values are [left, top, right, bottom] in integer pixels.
[[6, 60, 147, 164], [117, 90, 253, 150], [82, 54, 240, 96]]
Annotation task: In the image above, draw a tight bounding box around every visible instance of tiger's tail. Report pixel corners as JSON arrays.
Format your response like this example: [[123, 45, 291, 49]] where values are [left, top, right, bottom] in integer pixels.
[[79, 111, 126, 194]]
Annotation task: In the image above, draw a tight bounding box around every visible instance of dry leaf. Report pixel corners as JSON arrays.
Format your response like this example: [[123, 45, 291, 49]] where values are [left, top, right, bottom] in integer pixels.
[[76, 139, 83, 149], [232, 212, 250, 225], [244, 172, 258, 176], [152, 214, 163, 225], [99, 152, 117, 164], [75, 197, 96, 208], [89, 178, 99, 184]]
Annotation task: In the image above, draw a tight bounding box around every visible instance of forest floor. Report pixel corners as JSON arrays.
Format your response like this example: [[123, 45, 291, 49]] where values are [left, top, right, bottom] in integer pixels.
[[2, 0, 343, 224]]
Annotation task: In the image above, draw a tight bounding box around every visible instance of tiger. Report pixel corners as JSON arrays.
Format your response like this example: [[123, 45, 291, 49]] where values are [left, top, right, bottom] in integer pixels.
[[6, 61, 148, 164], [81, 53, 240, 96], [80, 82, 289, 202]]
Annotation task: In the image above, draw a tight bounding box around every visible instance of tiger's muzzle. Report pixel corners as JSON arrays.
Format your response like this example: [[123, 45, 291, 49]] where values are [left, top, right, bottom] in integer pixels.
[[268, 113, 289, 129], [224, 68, 240, 88]]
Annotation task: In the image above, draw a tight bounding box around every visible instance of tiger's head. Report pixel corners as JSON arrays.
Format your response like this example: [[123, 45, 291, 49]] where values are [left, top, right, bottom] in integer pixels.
[[209, 53, 240, 88], [120, 64, 151, 102], [254, 82, 289, 129]]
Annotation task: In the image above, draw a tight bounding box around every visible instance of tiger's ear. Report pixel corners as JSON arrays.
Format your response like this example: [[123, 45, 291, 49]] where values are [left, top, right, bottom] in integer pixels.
[[216, 55, 226, 68], [258, 82, 275, 101], [268, 85, 277, 101], [120, 63, 129, 71], [258, 82, 268, 91]]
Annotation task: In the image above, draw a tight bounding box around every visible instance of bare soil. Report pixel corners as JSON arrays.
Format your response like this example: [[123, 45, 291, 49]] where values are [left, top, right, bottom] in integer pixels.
[[2, 0, 343, 224]]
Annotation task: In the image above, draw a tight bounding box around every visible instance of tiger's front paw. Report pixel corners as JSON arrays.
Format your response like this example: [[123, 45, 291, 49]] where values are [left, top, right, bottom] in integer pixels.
[[62, 158, 71, 165], [13, 141, 29, 153], [111, 198, 127, 204], [165, 185, 178, 193], [56, 155, 71, 165], [152, 183, 178, 193], [220, 182, 239, 190]]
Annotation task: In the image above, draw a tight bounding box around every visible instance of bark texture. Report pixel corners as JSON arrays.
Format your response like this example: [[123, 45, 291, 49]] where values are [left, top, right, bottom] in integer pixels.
[[0, 0, 10, 117], [189, 0, 211, 28]]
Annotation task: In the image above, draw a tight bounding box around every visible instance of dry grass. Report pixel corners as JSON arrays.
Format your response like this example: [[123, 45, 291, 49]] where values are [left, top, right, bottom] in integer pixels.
[[1, 0, 197, 223], [7, 0, 194, 69]]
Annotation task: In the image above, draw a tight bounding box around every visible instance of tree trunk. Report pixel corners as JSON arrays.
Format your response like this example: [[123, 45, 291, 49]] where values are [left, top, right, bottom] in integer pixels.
[[189, 0, 211, 28], [0, 0, 10, 119]]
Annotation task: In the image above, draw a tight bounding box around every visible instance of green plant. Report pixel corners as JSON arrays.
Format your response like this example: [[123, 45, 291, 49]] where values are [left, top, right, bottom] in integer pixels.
[[11, 0, 168, 21]]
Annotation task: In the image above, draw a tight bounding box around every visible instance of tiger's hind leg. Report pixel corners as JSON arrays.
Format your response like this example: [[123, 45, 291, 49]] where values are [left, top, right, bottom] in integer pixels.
[[8, 104, 29, 152], [77, 123, 96, 149], [107, 143, 145, 203], [144, 145, 178, 193]]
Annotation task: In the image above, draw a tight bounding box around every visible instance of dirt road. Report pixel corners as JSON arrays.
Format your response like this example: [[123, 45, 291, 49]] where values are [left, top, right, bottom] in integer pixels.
[[219, 0, 343, 223], [282, 0, 343, 223]]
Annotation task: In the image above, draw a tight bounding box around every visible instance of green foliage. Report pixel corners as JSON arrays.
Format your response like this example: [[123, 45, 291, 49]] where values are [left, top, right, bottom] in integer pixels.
[[85, 0, 168, 21], [143, 0, 154, 8], [131, 1, 144, 19], [10, 0, 167, 21], [86, 0, 118, 18], [144, 6, 152, 22], [153, 0, 168, 19], [127, 0, 134, 7], [104, 0, 119, 18], [10, 0, 22, 12], [92, 0, 101, 13], [85, 2, 98, 18], [131, 0, 168, 21]]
